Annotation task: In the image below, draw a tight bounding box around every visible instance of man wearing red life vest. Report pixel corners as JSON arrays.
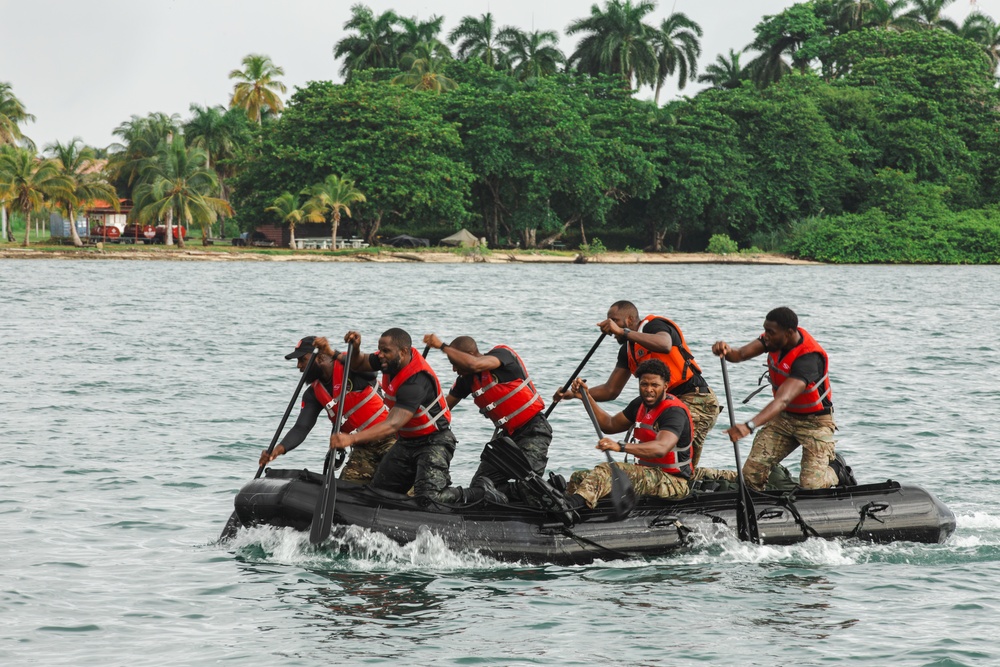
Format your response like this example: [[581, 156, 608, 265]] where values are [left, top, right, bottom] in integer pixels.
[[331, 328, 504, 505], [561, 359, 693, 509], [258, 335, 394, 483], [554, 300, 719, 469], [713, 306, 853, 491], [423, 333, 551, 500]]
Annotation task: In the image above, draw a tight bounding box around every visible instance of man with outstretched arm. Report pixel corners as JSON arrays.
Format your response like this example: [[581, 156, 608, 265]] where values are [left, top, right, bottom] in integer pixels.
[[561, 359, 693, 510], [423, 333, 551, 500], [712, 306, 853, 491], [330, 328, 504, 505], [258, 335, 394, 483], [553, 300, 719, 468]]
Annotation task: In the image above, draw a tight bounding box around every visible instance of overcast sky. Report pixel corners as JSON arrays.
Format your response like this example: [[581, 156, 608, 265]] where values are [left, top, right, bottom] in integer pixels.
[[3, 0, 994, 152]]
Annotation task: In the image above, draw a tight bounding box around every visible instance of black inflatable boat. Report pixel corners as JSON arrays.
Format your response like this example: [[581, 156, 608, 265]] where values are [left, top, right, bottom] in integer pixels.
[[223, 463, 956, 565]]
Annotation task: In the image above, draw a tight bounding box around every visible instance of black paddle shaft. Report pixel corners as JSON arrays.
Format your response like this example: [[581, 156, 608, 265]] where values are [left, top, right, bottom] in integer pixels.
[[580, 386, 636, 519], [544, 333, 607, 418], [255, 349, 318, 479], [720, 356, 761, 544], [310, 345, 355, 545]]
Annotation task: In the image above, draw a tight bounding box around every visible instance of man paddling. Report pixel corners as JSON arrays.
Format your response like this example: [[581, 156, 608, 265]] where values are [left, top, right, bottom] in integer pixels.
[[259, 336, 394, 483], [331, 328, 504, 505], [712, 306, 854, 491], [554, 300, 719, 468], [423, 333, 551, 499], [561, 359, 693, 509]]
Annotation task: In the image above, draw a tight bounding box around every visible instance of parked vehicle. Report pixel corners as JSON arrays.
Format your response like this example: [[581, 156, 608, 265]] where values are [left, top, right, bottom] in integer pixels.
[[153, 225, 187, 243], [121, 224, 157, 244]]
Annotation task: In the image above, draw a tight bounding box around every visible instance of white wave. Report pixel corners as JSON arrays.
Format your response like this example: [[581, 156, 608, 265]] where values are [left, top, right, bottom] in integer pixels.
[[956, 511, 1000, 530]]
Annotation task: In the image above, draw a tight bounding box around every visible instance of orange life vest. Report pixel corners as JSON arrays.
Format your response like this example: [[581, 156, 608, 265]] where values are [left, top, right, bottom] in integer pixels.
[[381, 348, 451, 438], [767, 327, 832, 415], [633, 393, 694, 479], [310, 360, 388, 435], [469, 345, 545, 435], [625, 315, 702, 392]]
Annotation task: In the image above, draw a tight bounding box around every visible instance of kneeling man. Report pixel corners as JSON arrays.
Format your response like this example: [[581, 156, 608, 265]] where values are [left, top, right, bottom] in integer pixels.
[[564, 359, 692, 509]]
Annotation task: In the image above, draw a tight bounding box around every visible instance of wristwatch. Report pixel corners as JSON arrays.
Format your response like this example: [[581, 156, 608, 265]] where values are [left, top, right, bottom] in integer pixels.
[[619, 442, 627, 454], [622, 327, 631, 339], [745, 420, 757, 433]]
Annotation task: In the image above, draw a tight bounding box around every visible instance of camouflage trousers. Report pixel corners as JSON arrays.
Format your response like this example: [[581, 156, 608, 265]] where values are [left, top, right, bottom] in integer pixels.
[[340, 435, 397, 484], [678, 388, 720, 469], [370, 429, 457, 501], [744, 412, 838, 491], [567, 461, 689, 510], [472, 414, 552, 495]]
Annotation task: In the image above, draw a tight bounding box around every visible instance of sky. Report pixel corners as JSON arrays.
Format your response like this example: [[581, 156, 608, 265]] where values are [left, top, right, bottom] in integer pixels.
[[2, 0, 996, 152]]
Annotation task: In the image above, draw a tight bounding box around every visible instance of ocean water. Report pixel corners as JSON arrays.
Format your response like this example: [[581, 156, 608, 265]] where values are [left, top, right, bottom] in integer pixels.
[[1, 259, 997, 666]]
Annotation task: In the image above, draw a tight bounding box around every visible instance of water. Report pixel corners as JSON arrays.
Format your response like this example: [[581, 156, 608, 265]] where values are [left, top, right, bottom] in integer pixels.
[[1, 260, 998, 666]]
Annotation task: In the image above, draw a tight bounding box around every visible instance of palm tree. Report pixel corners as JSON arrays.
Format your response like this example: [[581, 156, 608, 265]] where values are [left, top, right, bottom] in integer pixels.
[[333, 4, 401, 79], [0, 82, 34, 147], [229, 54, 287, 124], [0, 148, 73, 247], [651, 12, 702, 104], [392, 44, 458, 92], [303, 175, 366, 250], [266, 192, 323, 249], [185, 104, 243, 236], [498, 27, 566, 80], [395, 15, 448, 65], [949, 12, 1000, 73], [900, 0, 960, 31], [697, 50, 746, 89], [132, 136, 232, 247], [45, 138, 120, 247], [449, 13, 505, 68], [566, 0, 660, 90], [108, 112, 180, 191]]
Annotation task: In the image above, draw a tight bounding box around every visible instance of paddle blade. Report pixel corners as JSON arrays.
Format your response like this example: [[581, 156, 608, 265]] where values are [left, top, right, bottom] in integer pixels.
[[606, 454, 636, 520], [309, 478, 337, 545], [736, 485, 760, 543]]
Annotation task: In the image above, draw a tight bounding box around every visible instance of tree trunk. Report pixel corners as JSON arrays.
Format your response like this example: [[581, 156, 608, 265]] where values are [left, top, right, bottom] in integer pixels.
[[520, 228, 537, 249], [651, 227, 666, 252], [176, 210, 186, 248], [22, 210, 30, 247], [165, 208, 174, 247], [67, 204, 84, 247], [331, 211, 340, 250], [289, 222, 297, 249], [674, 230, 683, 252], [2, 205, 8, 242], [538, 215, 578, 248], [579, 219, 587, 247], [363, 212, 382, 245]]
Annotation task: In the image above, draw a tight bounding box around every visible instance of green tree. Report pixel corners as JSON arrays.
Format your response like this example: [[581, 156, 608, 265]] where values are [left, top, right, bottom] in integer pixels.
[[449, 13, 506, 68], [651, 12, 702, 104], [229, 54, 287, 124], [567, 0, 660, 90], [497, 28, 566, 80], [334, 4, 401, 79], [45, 138, 120, 247], [0, 82, 34, 147], [0, 148, 73, 246], [133, 136, 232, 246], [265, 191, 321, 249], [697, 50, 747, 89], [900, 0, 960, 31], [949, 12, 1000, 74], [303, 174, 366, 249], [184, 104, 248, 236], [108, 112, 181, 195], [395, 14, 448, 64], [746, 2, 831, 85]]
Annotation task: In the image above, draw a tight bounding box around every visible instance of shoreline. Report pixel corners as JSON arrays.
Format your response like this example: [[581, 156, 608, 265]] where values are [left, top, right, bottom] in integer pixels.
[[0, 245, 821, 265]]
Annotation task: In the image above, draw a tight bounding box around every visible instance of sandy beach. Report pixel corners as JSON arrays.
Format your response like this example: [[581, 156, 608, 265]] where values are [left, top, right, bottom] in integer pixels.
[[0, 245, 820, 265]]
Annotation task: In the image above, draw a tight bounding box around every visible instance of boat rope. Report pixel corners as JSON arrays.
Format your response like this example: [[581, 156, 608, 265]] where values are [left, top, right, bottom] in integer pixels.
[[558, 525, 636, 561], [849, 501, 889, 538], [775, 490, 822, 539]]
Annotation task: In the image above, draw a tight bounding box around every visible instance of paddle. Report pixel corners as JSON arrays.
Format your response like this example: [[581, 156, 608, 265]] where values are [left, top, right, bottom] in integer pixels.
[[720, 357, 761, 544], [580, 384, 636, 519], [310, 344, 354, 545], [219, 349, 318, 541], [544, 333, 607, 418]]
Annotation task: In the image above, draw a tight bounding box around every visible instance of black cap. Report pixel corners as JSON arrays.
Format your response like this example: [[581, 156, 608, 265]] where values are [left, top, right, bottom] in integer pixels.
[[285, 336, 317, 360]]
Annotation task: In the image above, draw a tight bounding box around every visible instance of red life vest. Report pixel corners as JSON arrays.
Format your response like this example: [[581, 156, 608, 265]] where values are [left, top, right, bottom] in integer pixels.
[[632, 393, 694, 479], [625, 315, 702, 392], [381, 348, 451, 438], [767, 327, 832, 415], [469, 345, 545, 435], [310, 360, 388, 435]]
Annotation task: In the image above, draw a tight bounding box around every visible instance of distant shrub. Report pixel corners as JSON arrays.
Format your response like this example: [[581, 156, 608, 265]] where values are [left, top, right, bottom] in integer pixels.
[[578, 237, 607, 257], [707, 234, 739, 255]]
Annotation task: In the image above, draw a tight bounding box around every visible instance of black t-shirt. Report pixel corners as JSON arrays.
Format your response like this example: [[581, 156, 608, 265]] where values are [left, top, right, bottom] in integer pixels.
[[765, 335, 833, 413], [615, 318, 707, 394], [622, 396, 692, 446], [449, 347, 524, 400], [368, 352, 449, 435], [277, 365, 378, 452]]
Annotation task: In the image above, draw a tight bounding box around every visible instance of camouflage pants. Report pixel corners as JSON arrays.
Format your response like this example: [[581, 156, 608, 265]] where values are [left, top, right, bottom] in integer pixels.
[[472, 414, 552, 493], [744, 412, 838, 491], [678, 388, 720, 469], [567, 461, 689, 510], [370, 429, 457, 501], [341, 436, 397, 484]]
